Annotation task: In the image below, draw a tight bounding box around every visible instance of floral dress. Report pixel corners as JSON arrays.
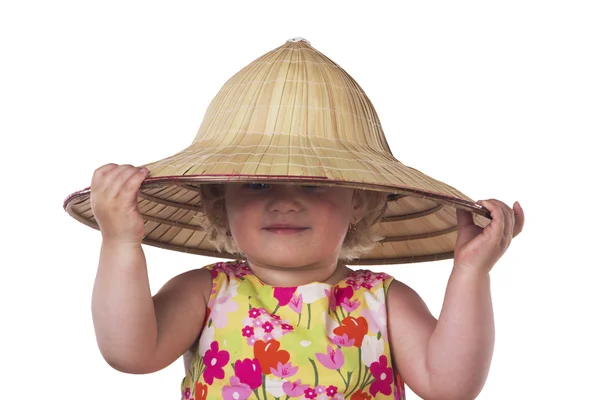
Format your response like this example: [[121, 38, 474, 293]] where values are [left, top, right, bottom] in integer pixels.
[[181, 260, 406, 400]]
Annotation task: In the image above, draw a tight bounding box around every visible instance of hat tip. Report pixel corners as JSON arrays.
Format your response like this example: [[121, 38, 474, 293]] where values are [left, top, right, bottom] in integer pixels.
[[287, 36, 311, 45]]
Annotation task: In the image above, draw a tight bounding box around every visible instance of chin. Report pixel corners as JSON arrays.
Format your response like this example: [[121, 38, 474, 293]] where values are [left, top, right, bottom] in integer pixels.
[[246, 250, 326, 268]]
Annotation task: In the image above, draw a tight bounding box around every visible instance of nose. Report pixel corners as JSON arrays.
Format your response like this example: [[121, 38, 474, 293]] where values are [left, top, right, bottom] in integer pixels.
[[268, 185, 302, 213]]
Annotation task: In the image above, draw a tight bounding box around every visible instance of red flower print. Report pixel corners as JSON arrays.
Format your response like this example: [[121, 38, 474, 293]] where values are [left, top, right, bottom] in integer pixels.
[[234, 358, 262, 389], [249, 308, 261, 318], [273, 287, 297, 306], [334, 286, 354, 306], [194, 382, 208, 400], [369, 355, 393, 397], [253, 339, 290, 374], [333, 316, 368, 347], [350, 390, 372, 400], [262, 321, 274, 333], [202, 341, 230, 385], [241, 325, 254, 337], [326, 385, 338, 396], [304, 387, 317, 399]]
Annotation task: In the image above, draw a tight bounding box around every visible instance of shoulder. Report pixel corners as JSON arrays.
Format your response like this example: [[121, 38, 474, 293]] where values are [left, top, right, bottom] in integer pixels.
[[345, 268, 394, 292], [156, 264, 214, 305], [204, 259, 252, 280]]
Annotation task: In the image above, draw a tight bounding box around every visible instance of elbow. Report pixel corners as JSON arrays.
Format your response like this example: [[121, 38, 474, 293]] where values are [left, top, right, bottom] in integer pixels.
[[100, 349, 159, 375], [427, 374, 487, 400]]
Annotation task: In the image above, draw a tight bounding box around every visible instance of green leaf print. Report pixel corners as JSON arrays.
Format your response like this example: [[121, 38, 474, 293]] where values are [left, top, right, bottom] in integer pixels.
[[308, 357, 319, 387]]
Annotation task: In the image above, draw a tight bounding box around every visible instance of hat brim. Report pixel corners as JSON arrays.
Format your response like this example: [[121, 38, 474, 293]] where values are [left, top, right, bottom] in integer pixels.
[[63, 171, 491, 265]]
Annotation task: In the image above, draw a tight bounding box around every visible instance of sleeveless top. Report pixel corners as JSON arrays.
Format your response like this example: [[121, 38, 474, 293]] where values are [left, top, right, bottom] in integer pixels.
[[181, 260, 407, 400]]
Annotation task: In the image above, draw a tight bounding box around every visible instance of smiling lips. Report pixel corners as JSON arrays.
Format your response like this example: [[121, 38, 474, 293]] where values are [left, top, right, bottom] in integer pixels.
[[263, 224, 309, 234]]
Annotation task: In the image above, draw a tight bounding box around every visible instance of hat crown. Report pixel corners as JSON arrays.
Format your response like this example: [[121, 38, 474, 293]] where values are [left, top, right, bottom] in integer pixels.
[[191, 40, 393, 154]]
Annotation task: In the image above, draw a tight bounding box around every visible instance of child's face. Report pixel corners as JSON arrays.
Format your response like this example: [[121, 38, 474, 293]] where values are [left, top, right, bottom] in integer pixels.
[[224, 183, 360, 268]]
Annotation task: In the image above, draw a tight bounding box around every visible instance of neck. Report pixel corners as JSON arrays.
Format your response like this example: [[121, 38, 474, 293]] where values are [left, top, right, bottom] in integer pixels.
[[244, 258, 350, 286]]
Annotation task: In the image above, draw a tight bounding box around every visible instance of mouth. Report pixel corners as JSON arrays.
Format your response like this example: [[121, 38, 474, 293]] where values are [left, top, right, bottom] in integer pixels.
[[263, 224, 310, 235]]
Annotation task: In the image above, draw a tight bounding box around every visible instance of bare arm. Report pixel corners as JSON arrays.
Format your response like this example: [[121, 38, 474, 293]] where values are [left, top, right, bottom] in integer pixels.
[[388, 200, 523, 399], [92, 240, 211, 374], [89, 163, 210, 374], [386, 267, 493, 400]]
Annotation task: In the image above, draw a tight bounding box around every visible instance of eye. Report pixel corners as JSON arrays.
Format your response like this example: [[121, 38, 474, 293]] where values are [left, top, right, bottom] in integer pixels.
[[245, 183, 271, 190]]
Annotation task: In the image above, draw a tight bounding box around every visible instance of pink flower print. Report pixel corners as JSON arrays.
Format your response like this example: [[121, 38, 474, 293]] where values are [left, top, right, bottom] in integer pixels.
[[209, 282, 239, 328], [281, 323, 294, 331], [249, 308, 261, 318], [273, 287, 298, 306], [282, 380, 310, 397], [222, 376, 252, 400], [341, 298, 360, 313], [315, 345, 344, 370], [349, 270, 390, 290], [361, 289, 388, 341], [263, 333, 275, 342], [241, 326, 254, 337], [252, 319, 263, 328], [304, 387, 318, 399], [329, 333, 355, 347], [270, 361, 299, 378], [369, 355, 393, 397], [234, 358, 262, 389], [289, 293, 303, 313], [183, 387, 191, 399], [202, 341, 230, 385], [271, 314, 281, 320], [314, 385, 326, 395], [246, 336, 257, 346], [325, 386, 338, 396], [324, 288, 337, 311], [262, 321, 274, 333]]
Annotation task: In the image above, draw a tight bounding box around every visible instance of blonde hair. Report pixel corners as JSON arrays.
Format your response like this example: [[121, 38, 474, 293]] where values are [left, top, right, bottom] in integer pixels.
[[196, 184, 388, 261]]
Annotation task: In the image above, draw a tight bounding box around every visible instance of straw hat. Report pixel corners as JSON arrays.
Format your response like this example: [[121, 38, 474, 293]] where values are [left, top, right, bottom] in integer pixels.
[[63, 37, 491, 265]]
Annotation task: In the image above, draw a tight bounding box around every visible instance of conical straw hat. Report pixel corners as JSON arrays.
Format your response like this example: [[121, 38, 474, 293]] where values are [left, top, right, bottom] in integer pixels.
[[63, 37, 491, 265]]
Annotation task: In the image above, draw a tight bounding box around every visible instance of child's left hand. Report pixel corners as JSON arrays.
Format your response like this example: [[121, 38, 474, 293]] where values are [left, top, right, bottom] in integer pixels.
[[454, 199, 525, 272]]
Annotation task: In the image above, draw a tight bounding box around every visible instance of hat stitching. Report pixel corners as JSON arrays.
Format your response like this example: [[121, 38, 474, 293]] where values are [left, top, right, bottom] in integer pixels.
[[192, 131, 388, 147], [221, 79, 367, 97], [251, 60, 344, 69], [202, 104, 382, 129]]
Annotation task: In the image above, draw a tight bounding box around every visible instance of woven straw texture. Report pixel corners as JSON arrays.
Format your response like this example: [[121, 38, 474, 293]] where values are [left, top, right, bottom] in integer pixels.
[[64, 37, 491, 265]]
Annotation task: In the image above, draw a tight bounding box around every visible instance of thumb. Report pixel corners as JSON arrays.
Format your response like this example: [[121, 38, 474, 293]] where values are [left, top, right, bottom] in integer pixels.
[[456, 207, 474, 229]]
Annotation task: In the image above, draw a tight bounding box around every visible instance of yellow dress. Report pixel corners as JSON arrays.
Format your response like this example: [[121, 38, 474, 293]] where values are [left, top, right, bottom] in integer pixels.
[[181, 260, 406, 400]]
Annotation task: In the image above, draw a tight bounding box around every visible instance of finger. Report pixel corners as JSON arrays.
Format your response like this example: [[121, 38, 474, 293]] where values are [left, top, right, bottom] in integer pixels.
[[477, 199, 506, 243], [512, 201, 525, 237], [91, 163, 118, 189], [104, 165, 140, 198], [119, 167, 149, 199], [456, 207, 474, 229], [491, 199, 515, 246]]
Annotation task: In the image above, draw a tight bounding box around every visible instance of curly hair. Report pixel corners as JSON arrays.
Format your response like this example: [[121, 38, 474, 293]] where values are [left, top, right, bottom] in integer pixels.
[[195, 184, 388, 261]]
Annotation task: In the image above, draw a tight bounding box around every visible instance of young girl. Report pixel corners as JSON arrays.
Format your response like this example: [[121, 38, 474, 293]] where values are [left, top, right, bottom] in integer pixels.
[[76, 38, 525, 400]]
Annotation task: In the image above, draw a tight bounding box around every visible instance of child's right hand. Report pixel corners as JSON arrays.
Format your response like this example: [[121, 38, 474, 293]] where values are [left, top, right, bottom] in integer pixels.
[[90, 163, 149, 244]]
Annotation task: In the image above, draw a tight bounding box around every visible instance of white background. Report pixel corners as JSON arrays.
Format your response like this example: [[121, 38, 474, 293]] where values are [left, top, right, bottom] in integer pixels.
[[1, 1, 599, 399]]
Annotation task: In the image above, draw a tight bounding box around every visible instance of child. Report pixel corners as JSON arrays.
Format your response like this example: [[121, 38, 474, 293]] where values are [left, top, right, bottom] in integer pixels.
[[68, 38, 525, 399]]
